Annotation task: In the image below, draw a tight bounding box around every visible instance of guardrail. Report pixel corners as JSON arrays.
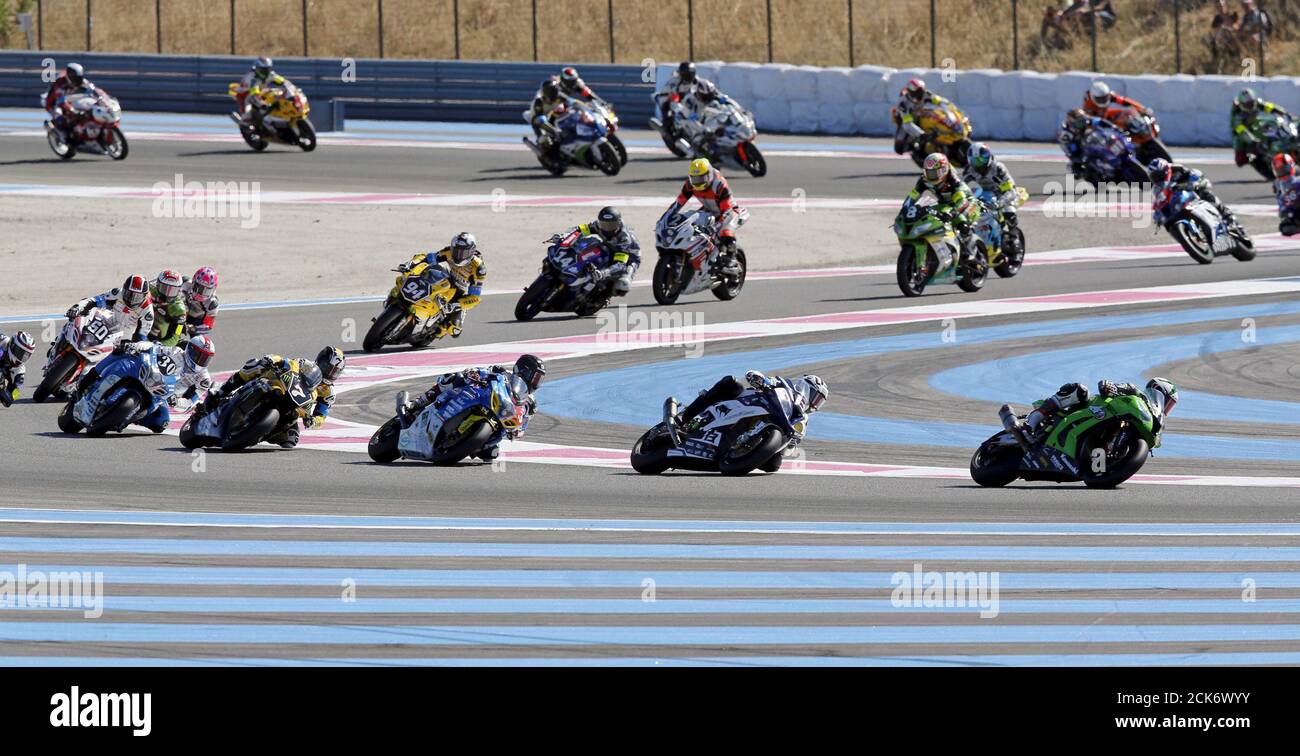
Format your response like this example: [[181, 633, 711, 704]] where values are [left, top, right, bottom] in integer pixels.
[[0, 51, 657, 126]]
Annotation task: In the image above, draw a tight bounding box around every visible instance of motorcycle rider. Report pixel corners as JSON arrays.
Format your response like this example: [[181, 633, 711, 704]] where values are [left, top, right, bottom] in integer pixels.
[[557, 67, 608, 107], [529, 79, 576, 144], [901, 153, 981, 271], [0, 330, 36, 407], [396, 354, 547, 462], [1082, 81, 1152, 121], [1231, 88, 1295, 168], [98, 335, 215, 432], [1058, 108, 1127, 182], [182, 267, 220, 337], [395, 232, 486, 338], [67, 274, 156, 343], [148, 270, 189, 346], [43, 62, 96, 140], [1270, 154, 1300, 235], [667, 370, 829, 444], [561, 207, 640, 297], [655, 61, 722, 137], [892, 78, 959, 155], [201, 346, 343, 449], [661, 158, 745, 269], [230, 56, 294, 127], [1147, 158, 1238, 228], [1000, 378, 1179, 442]]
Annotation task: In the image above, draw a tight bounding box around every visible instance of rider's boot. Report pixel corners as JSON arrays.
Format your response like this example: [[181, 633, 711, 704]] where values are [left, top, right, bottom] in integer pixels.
[[474, 445, 500, 462]]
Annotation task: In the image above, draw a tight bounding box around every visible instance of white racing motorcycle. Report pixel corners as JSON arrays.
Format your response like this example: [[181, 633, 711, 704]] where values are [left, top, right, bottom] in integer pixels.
[[43, 89, 128, 160], [650, 96, 766, 177], [651, 209, 748, 305], [630, 383, 807, 476], [32, 307, 126, 403]]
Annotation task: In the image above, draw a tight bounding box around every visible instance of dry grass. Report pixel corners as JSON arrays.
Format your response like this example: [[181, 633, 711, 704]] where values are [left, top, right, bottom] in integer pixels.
[[7, 0, 1300, 76]]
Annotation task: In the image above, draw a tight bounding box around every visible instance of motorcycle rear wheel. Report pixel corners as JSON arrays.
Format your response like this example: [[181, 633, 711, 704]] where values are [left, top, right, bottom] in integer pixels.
[[47, 128, 75, 160], [368, 417, 403, 463], [712, 248, 747, 301], [240, 128, 268, 151]]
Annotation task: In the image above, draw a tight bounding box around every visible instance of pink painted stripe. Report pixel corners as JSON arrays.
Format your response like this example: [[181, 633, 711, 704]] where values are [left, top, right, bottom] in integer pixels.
[[1017, 289, 1211, 305], [504, 447, 628, 461], [775, 310, 968, 325], [349, 349, 569, 368]]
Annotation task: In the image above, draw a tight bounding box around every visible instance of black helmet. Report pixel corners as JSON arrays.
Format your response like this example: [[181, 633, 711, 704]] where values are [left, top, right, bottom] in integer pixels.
[[514, 354, 546, 393], [298, 359, 323, 392], [542, 80, 560, 101], [66, 63, 85, 86], [315, 346, 345, 384], [678, 61, 697, 82], [595, 206, 622, 240]]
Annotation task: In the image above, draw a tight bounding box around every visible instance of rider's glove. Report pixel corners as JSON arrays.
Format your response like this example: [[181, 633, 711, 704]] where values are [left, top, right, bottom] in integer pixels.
[[744, 370, 769, 391], [396, 261, 412, 273], [65, 304, 82, 319], [307, 415, 326, 430]]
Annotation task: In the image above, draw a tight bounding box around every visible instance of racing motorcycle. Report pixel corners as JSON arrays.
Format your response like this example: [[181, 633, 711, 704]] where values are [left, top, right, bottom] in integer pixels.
[[1075, 122, 1148, 185], [650, 97, 766, 177], [893, 199, 989, 297], [227, 82, 317, 152], [367, 376, 530, 465], [585, 98, 628, 166], [971, 187, 1029, 279], [523, 103, 621, 176], [894, 100, 973, 168], [630, 384, 807, 476], [57, 344, 179, 437], [1241, 110, 1300, 180], [33, 307, 125, 403], [179, 362, 314, 451], [515, 232, 620, 320], [1098, 103, 1171, 164], [364, 261, 462, 352], [651, 209, 748, 305], [970, 389, 1170, 489], [1155, 185, 1255, 264], [43, 88, 128, 160]]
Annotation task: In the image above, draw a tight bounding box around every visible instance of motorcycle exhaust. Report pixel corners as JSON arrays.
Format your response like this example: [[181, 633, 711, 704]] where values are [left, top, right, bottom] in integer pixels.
[[663, 396, 682, 447], [521, 137, 544, 158]]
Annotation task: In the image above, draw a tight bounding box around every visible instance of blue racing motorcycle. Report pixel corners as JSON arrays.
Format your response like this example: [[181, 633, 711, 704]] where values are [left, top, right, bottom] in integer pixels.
[[523, 103, 621, 177], [1078, 122, 1147, 184], [515, 232, 618, 320], [57, 344, 179, 436], [1154, 184, 1255, 264], [367, 373, 532, 464]]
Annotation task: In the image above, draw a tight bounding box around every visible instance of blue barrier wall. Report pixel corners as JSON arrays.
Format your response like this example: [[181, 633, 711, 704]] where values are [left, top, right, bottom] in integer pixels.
[[0, 51, 656, 125]]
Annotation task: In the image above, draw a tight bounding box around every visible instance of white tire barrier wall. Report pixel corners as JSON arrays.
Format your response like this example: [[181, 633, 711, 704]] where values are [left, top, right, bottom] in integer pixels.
[[656, 62, 1299, 147]]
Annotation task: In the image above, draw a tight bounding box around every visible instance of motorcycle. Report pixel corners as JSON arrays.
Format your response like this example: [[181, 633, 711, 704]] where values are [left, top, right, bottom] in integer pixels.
[[893, 199, 989, 297], [367, 375, 530, 465], [227, 82, 317, 152], [970, 390, 1169, 489], [585, 98, 628, 166], [630, 384, 807, 476], [650, 97, 766, 177], [523, 104, 621, 176], [651, 209, 748, 305], [1241, 110, 1300, 181], [1075, 122, 1148, 184], [894, 100, 973, 168], [1154, 185, 1255, 265], [43, 88, 127, 160], [32, 307, 125, 404], [971, 186, 1029, 279], [179, 362, 313, 451], [516, 233, 619, 320], [57, 345, 179, 437], [1099, 103, 1171, 164], [0, 371, 18, 408], [364, 261, 462, 352]]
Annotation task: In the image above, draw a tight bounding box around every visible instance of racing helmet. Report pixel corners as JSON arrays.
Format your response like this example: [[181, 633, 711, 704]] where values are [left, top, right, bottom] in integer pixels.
[[922, 153, 950, 186], [514, 354, 547, 393], [795, 374, 829, 413], [1066, 108, 1089, 133], [595, 206, 623, 239], [1146, 158, 1172, 184], [904, 78, 926, 103], [1272, 153, 1295, 179], [65, 63, 85, 86], [190, 267, 218, 302], [184, 334, 215, 371], [298, 359, 324, 392], [560, 67, 583, 90], [541, 80, 560, 101], [688, 158, 715, 190], [155, 269, 184, 301], [449, 232, 477, 264], [3, 330, 35, 365], [316, 346, 345, 384], [120, 275, 149, 309], [1088, 81, 1112, 106], [967, 142, 994, 171], [253, 56, 273, 78], [677, 61, 697, 83], [1236, 88, 1259, 112], [1144, 377, 1178, 417]]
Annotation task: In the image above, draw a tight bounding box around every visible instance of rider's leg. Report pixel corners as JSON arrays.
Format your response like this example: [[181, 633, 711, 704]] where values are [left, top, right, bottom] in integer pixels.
[[675, 376, 746, 429], [1023, 382, 1090, 437]]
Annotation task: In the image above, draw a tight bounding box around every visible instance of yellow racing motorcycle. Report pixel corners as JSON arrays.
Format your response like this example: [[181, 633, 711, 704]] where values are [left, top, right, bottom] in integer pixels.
[[363, 260, 463, 352], [228, 82, 317, 152], [894, 100, 973, 168]]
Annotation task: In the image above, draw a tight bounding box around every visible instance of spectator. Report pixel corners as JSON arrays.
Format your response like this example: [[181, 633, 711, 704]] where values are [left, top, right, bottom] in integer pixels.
[[1207, 0, 1242, 69], [1237, 0, 1270, 49]]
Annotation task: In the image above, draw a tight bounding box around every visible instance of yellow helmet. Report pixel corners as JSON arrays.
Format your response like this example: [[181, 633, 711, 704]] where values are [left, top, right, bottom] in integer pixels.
[[688, 158, 714, 189]]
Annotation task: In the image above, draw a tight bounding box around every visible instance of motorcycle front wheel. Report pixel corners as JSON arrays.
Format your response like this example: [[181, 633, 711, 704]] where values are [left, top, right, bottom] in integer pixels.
[[738, 142, 767, 177], [652, 255, 685, 305], [995, 227, 1026, 278], [896, 247, 931, 297], [103, 127, 128, 160], [596, 142, 621, 176], [368, 417, 403, 463], [34, 351, 79, 404], [220, 404, 281, 451], [609, 133, 628, 166], [296, 120, 318, 152], [85, 390, 142, 437], [363, 304, 409, 352], [719, 426, 786, 476], [1080, 422, 1150, 489], [429, 421, 494, 465], [1170, 216, 1215, 264], [515, 275, 556, 321]]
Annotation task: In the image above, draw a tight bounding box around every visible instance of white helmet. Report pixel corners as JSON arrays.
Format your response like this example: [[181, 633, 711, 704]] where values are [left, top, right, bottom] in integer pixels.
[[1088, 81, 1112, 106], [794, 374, 829, 413]]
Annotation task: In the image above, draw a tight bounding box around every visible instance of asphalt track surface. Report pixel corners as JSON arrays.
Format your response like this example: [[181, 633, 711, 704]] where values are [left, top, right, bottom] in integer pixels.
[[1, 120, 1298, 666]]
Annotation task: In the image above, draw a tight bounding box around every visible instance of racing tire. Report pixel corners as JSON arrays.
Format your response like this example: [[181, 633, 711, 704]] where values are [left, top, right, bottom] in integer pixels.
[[1170, 216, 1215, 264], [969, 436, 1022, 487], [1080, 424, 1150, 489], [652, 255, 684, 305], [1230, 226, 1256, 261], [240, 128, 268, 151], [57, 401, 84, 434], [995, 227, 1026, 278], [47, 128, 76, 160], [34, 351, 79, 404], [957, 242, 990, 293], [758, 450, 784, 473], [712, 249, 747, 301], [896, 247, 930, 297], [515, 275, 555, 321], [179, 414, 207, 449], [363, 304, 408, 353], [296, 120, 318, 152], [596, 142, 621, 176], [428, 421, 494, 466], [220, 405, 281, 451], [1137, 139, 1173, 164], [719, 426, 787, 476], [609, 133, 628, 166], [738, 142, 767, 177], [367, 417, 403, 463], [85, 390, 141, 437], [103, 127, 128, 160], [1250, 154, 1273, 180], [630, 428, 673, 475], [660, 128, 688, 158]]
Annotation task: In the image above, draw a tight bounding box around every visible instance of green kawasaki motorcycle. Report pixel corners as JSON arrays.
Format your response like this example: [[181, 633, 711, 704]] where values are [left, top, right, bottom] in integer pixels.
[[893, 201, 989, 297], [970, 384, 1175, 489]]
